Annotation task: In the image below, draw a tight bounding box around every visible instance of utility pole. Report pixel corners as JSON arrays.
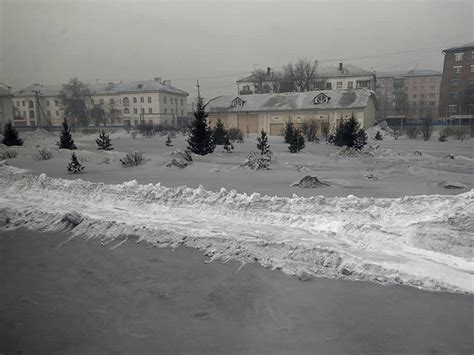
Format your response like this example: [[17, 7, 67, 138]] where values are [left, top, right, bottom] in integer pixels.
[[33, 88, 53, 132], [196, 80, 201, 99]]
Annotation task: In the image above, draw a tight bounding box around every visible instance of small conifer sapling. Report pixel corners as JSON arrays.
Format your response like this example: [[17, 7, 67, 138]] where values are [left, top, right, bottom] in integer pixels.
[[165, 135, 173, 146], [67, 152, 84, 174], [58, 118, 77, 150], [256, 130, 271, 155], [2, 121, 23, 146], [96, 130, 113, 150]]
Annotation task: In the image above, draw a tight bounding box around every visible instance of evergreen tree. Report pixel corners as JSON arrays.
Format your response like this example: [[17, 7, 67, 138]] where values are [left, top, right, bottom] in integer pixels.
[[95, 130, 113, 150], [165, 134, 173, 146], [374, 130, 383, 140], [57, 118, 77, 150], [333, 113, 367, 150], [2, 121, 23, 146], [283, 119, 295, 143], [67, 152, 84, 174], [187, 97, 215, 155], [288, 129, 305, 153], [256, 130, 271, 155], [223, 136, 234, 153], [212, 119, 227, 145]]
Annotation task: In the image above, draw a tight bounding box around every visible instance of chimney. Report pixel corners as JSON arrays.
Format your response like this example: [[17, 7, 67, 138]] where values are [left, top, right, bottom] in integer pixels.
[[163, 80, 171, 86], [267, 67, 271, 76], [154, 77, 162, 83], [339, 63, 343, 71]]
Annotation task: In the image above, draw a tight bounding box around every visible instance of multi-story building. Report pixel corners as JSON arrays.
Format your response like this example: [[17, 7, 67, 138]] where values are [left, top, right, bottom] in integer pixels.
[[439, 42, 474, 120], [0, 82, 14, 131], [207, 89, 376, 135], [12, 78, 188, 127], [236, 63, 376, 95], [375, 70, 442, 122]]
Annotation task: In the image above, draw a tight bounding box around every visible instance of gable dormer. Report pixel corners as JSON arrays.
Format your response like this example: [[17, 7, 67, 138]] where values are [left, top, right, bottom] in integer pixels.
[[231, 97, 245, 108], [313, 93, 330, 104]]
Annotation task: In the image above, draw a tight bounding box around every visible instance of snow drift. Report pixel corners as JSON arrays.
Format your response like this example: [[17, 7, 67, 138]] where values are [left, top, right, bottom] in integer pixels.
[[0, 166, 472, 294]]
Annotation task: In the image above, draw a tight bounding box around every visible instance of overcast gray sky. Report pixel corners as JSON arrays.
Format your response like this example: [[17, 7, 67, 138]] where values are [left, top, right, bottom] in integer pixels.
[[1, 0, 472, 99]]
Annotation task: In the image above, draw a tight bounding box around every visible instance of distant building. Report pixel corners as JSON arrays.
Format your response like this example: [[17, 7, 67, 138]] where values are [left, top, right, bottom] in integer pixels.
[[439, 42, 474, 120], [375, 70, 442, 122], [206, 89, 375, 136], [236, 63, 376, 95], [0, 82, 14, 131], [12, 78, 188, 127]]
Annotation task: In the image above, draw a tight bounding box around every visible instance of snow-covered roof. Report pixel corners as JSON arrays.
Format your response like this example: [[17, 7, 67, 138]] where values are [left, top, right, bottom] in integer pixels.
[[376, 69, 442, 78], [0, 83, 13, 97], [443, 42, 474, 53], [237, 64, 373, 83], [207, 89, 374, 114], [14, 79, 188, 97]]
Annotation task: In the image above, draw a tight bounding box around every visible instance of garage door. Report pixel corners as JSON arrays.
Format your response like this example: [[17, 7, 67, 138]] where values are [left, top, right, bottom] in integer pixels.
[[269, 123, 284, 136], [237, 114, 258, 134]]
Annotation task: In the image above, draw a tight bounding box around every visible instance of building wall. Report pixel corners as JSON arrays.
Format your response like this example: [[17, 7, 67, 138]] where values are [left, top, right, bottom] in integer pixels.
[[0, 96, 14, 130], [439, 46, 474, 118]]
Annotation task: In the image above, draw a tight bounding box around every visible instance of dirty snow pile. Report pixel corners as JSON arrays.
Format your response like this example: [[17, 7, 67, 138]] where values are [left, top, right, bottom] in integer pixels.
[[0, 166, 472, 294], [366, 121, 395, 140]]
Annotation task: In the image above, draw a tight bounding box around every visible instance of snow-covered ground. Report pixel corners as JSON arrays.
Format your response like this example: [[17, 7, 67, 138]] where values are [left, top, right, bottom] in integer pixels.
[[0, 166, 472, 294], [0, 129, 472, 293]]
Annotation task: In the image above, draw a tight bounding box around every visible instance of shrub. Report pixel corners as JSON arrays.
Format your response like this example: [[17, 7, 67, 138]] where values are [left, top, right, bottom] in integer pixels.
[[227, 128, 244, 143], [223, 137, 234, 153], [165, 135, 173, 146], [137, 122, 155, 137], [33, 147, 53, 160], [301, 119, 319, 142], [439, 134, 447, 142], [405, 126, 419, 139], [120, 151, 145, 167], [0, 149, 18, 159]]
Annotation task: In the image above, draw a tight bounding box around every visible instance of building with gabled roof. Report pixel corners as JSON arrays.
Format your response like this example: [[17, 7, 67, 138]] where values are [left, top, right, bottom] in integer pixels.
[[206, 89, 375, 135], [12, 78, 188, 127]]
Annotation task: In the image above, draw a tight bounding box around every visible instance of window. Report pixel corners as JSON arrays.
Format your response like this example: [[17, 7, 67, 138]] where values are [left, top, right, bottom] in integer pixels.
[[90, 99, 94, 105], [133, 108, 138, 114], [472, 51, 474, 59], [23, 111, 26, 117], [412, 102, 417, 108], [453, 66, 462, 74], [231, 97, 245, 107], [412, 94, 417, 99], [413, 86, 417, 91], [405, 87, 408, 92], [110, 98, 114, 104], [55, 111, 59, 116], [420, 101, 425, 106], [123, 108, 130, 114], [54, 100, 59, 106], [141, 108, 145, 114], [181, 99, 184, 105], [147, 97, 152, 103], [29, 110, 35, 118], [181, 110, 184, 115], [140, 97, 144, 103], [123, 97, 129, 106], [313, 93, 330, 104], [356, 80, 370, 89], [28, 100, 34, 108], [454, 52, 463, 61], [429, 101, 435, 106], [46, 100, 50, 106], [22, 101, 25, 107], [148, 108, 152, 114], [429, 93, 436, 98], [471, 65, 474, 73], [175, 98, 178, 104], [469, 79, 474, 86], [347, 81, 353, 89], [448, 105, 457, 114], [449, 92, 458, 99], [430, 85, 435, 91], [336, 82, 342, 89], [164, 97, 167, 104], [133, 97, 137, 103], [414, 78, 418, 83], [420, 94, 425, 99], [16, 101, 20, 107], [164, 108, 167, 114], [100, 99, 104, 105], [171, 108, 174, 114], [450, 79, 460, 87]]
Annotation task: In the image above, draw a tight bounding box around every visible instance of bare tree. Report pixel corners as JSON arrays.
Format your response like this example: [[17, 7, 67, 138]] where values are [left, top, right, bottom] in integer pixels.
[[251, 69, 270, 94], [419, 116, 433, 141], [58, 77, 93, 126], [301, 119, 319, 142], [280, 63, 296, 93], [320, 119, 330, 141], [294, 58, 318, 92]]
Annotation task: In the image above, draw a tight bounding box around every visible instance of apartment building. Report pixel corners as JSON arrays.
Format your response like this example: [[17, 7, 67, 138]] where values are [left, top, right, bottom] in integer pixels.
[[12, 78, 188, 127], [439, 42, 474, 119]]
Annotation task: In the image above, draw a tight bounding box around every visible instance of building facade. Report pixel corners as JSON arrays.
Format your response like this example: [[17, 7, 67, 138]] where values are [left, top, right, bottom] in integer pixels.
[[12, 78, 188, 127], [375, 70, 442, 121], [439, 42, 474, 119], [206, 89, 375, 136], [0, 83, 14, 131], [236, 63, 376, 95]]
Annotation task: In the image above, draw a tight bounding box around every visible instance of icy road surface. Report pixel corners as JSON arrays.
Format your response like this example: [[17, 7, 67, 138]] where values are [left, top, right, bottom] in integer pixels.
[[0, 166, 472, 293]]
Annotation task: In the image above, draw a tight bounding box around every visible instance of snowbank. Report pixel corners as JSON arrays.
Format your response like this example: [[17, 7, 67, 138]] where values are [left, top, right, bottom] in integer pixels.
[[0, 166, 472, 294]]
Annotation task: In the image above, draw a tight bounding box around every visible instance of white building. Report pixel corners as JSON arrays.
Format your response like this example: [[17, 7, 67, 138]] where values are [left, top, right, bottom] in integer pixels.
[[12, 78, 188, 127], [0, 82, 14, 130], [236, 63, 376, 95]]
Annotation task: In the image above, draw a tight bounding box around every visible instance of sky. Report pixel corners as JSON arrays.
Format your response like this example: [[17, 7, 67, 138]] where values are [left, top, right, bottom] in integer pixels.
[[0, 0, 472, 100]]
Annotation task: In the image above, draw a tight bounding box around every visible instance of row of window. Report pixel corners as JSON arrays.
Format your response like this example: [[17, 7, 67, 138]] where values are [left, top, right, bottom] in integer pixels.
[[121, 96, 184, 106], [453, 65, 474, 74], [411, 101, 436, 107], [122, 107, 185, 115], [454, 51, 474, 61], [412, 93, 437, 99], [449, 78, 474, 87]]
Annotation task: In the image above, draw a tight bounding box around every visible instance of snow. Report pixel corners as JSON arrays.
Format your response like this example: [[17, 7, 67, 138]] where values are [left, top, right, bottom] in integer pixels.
[[0, 166, 472, 294]]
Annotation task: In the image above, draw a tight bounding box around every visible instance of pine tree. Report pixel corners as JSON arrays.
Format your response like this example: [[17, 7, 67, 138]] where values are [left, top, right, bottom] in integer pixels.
[[187, 97, 215, 155], [256, 130, 271, 155], [1, 121, 23, 146], [288, 129, 305, 153], [67, 152, 84, 174], [333, 113, 367, 150], [96, 130, 113, 150], [223, 136, 234, 153], [165, 134, 173, 146], [57, 118, 77, 150], [284, 120, 295, 143], [374, 130, 383, 140], [212, 119, 227, 145]]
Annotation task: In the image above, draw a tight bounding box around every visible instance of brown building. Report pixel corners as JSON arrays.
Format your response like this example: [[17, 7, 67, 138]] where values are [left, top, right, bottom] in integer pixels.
[[439, 42, 474, 119], [375, 70, 442, 122]]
